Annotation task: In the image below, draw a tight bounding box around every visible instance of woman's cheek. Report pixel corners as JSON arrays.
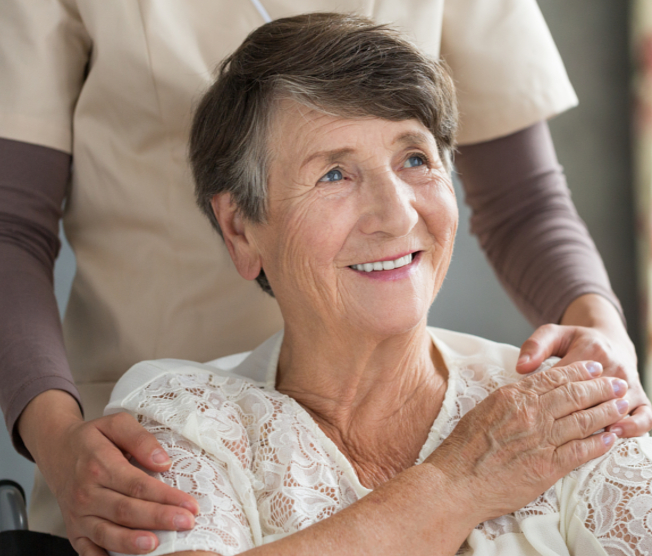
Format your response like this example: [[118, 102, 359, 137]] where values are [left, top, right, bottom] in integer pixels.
[[275, 199, 348, 281], [420, 196, 457, 242], [302, 189, 359, 244]]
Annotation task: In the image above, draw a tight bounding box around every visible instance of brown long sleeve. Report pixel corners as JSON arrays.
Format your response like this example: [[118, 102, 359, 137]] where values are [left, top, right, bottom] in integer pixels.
[[0, 137, 81, 460], [455, 121, 623, 326]]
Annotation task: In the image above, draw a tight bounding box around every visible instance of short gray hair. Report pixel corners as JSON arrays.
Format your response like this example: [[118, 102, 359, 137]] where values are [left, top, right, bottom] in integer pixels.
[[190, 12, 458, 295]]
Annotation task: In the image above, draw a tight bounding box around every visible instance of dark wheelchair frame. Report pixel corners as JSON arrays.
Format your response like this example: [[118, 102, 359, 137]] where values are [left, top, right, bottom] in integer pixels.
[[0, 480, 76, 555]]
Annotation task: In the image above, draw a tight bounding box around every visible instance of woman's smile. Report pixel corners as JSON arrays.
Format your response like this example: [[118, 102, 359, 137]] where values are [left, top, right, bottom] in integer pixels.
[[348, 251, 422, 281]]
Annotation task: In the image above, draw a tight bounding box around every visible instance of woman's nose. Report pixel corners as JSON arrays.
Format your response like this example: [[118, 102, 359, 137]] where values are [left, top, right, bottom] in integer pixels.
[[358, 171, 418, 237]]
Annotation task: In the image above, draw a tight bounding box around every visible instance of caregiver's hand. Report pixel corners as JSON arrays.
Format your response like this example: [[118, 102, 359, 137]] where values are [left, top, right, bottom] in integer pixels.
[[429, 361, 626, 521], [516, 293, 652, 438], [18, 390, 199, 556]]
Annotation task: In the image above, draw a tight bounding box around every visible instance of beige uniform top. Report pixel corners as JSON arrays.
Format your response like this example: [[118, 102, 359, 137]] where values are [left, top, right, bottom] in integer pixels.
[[0, 0, 576, 535]]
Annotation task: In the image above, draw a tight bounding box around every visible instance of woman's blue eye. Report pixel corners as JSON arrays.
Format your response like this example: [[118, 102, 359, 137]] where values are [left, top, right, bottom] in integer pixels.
[[319, 168, 343, 182], [404, 155, 425, 168]]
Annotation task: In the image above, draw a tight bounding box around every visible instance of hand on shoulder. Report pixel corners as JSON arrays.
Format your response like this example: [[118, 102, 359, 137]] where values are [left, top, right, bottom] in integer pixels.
[[516, 294, 651, 438]]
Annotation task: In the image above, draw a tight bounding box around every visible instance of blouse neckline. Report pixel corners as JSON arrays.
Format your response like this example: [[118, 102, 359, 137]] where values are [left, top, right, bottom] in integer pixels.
[[259, 327, 460, 495]]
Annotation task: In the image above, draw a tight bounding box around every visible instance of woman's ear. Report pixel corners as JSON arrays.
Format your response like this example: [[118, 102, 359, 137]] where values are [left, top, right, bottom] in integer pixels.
[[211, 193, 262, 281]]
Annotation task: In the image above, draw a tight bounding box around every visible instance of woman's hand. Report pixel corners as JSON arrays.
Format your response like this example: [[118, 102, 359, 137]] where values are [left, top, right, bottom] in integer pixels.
[[428, 361, 627, 522], [18, 390, 199, 556], [516, 293, 652, 438]]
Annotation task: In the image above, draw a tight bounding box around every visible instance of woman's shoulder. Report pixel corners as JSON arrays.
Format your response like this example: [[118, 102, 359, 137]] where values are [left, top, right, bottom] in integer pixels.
[[107, 358, 244, 407], [106, 331, 283, 414], [427, 326, 521, 379], [427, 327, 559, 403], [106, 358, 295, 474], [104, 333, 287, 465], [107, 358, 272, 421]]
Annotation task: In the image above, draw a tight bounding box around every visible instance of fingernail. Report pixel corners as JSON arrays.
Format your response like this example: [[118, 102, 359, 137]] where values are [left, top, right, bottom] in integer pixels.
[[616, 399, 629, 414], [152, 449, 170, 465], [612, 379, 627, 397], [518, 355, 530, 365], [586, 362, 602, 377], [603, 433, 615, 447], [174, 514, 193, 530], [180, 501, 199, 514], [611, 427, 624, 437], [136, 535, 155, 551]]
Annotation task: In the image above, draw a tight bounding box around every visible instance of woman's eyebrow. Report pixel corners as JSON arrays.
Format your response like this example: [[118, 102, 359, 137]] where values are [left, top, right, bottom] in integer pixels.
[[393, 131, 433, 149], [300, 132, 432, 170], [301, 148, 355, 169]]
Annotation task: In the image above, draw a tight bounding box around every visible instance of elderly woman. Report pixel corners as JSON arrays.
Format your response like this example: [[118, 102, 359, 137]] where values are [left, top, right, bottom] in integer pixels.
[[105, 14, 651, 556]]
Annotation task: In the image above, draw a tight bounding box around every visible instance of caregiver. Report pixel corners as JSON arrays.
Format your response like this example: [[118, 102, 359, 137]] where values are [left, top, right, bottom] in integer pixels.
[[0, 1, 645, 556]]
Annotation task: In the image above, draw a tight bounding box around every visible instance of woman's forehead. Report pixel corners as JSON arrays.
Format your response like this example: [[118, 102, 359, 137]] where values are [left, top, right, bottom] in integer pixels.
[[269, 100, 438, 166]]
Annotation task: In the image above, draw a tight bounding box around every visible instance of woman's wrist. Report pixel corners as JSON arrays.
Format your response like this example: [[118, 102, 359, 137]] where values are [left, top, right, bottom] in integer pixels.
[[413, 460, 479, 543], [421, 450, 486, 533]]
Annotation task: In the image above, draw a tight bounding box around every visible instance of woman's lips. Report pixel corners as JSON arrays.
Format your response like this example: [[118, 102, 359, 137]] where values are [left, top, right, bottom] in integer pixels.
[[350, 252, 414, 272], [348, 251, 421, 279]]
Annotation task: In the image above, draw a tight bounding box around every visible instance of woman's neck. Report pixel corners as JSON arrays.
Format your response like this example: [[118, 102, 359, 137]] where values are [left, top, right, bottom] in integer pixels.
[[275, 324, 448, 489]]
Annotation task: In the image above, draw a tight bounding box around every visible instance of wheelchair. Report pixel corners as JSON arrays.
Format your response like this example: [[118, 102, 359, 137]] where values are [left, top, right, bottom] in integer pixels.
[[0, 480, 76, 555]]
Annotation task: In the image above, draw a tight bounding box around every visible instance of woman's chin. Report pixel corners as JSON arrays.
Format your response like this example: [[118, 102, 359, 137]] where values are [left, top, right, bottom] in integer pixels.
[[342, 267, 434, 336], [349, 302, 429, 338]]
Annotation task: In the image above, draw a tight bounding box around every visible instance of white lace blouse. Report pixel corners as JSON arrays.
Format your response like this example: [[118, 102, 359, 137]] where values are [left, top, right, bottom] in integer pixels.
[[106, 328, 652, 556]]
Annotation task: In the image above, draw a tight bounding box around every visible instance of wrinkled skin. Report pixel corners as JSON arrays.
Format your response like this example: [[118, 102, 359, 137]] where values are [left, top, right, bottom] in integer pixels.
[[430, 360, 628, 522]]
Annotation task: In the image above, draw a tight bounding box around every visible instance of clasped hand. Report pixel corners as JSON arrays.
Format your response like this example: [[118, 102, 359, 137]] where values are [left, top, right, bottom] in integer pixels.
[[517, 321, 651, 438], [430, 360, 629, 521]]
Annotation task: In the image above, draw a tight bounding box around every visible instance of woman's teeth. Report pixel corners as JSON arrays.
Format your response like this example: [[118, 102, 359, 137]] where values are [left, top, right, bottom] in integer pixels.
[[351, 253, 414, 272]]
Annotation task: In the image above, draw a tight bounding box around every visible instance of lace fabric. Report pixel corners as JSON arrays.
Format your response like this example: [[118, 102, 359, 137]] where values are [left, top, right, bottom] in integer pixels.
[[570, 438, 652, 556], [124, 371, 361, 554], [108, 333, 652, 556], [142, 419, 255, 553]]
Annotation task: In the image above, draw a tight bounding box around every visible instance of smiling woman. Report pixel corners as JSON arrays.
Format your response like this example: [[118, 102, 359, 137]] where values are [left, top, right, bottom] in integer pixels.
[[190, 13, 456, 297], [105, 13, 652, 556], [213, 105, 457, 339]]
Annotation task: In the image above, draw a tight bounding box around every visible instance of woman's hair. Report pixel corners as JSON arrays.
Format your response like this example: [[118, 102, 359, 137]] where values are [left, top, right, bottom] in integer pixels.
[[190, 12, 458, 295]]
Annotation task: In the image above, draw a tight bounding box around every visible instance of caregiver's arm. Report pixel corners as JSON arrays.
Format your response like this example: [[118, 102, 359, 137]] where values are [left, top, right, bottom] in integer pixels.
[[0, 137, 78, 456], [153, 363, 624, 556], [455, 121, 651, 437], [0, 137, 198, 556]]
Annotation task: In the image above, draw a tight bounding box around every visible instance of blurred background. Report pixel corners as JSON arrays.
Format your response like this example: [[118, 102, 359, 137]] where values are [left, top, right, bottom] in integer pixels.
[[0, 0, 643, 509]]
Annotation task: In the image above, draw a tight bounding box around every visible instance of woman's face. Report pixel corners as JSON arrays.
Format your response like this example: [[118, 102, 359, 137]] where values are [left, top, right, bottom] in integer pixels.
[[221, 100, 458, 338]]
